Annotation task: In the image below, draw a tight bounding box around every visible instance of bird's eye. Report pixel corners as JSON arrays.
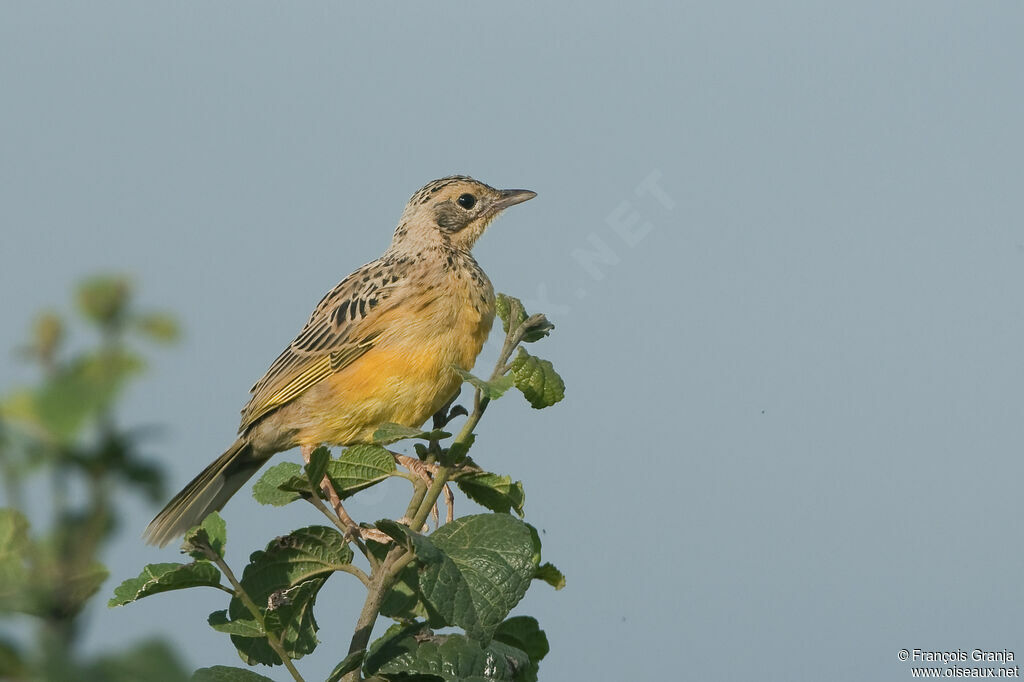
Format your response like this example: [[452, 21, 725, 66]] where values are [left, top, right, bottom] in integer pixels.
[[457, 193, 477, 210]]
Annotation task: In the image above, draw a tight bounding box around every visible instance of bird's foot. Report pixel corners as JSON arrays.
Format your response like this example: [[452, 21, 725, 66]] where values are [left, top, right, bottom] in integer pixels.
[[393, 454, 454, 526], [301, 444, 362, 536]]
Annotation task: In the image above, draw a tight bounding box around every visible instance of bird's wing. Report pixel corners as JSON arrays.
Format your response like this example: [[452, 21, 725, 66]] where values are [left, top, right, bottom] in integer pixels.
[[239, 260, 407, 431]]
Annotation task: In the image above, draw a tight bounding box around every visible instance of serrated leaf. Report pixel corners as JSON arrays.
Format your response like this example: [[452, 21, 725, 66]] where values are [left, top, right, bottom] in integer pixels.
[[185, 512, 226, 560], [327, 651, 365, 682], [236, 522, 348, 597], [454, 368, 515, 400], [305, 445, 330, 487], [520, 314, 554, 343], [494, 617, 550, 664], [254, 446, 398, 506], [410, 514, 538, 643], [208, 610, 265, 638], [509, 349, 564, 409], [325, 444, 397, 499], [372, 423, 449, 445], [456, 472, 525, 516], [365, 622, 534, 682], [252, 462, 305, 506], [192, 666, 277, 682], [108, 562, 223, 607], [496, 294, 553, 343], [495, 294, 527, 335], [372, 422, 423, 443], [534, 562, 566, 590], [262, 579, 322, 643], [228, 526, 353, 665]]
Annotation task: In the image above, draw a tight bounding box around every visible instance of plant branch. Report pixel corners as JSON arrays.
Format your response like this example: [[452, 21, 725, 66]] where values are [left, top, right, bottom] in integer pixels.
[[201, 544, 306, 682], [339, 311, 537, 681], [305, 483, 377, 571], [334, 562, 371, 588]]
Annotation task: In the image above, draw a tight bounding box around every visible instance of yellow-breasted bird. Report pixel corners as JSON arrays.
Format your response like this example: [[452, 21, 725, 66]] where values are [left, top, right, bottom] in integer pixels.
[[144, 176, 536, 547]]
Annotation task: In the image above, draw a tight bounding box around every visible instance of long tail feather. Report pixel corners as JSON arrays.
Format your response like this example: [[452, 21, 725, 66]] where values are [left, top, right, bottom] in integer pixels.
[[144, 439, 265, 547]]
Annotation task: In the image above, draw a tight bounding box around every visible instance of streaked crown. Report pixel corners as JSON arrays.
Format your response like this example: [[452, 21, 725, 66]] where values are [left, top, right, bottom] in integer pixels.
[[393, 176, 536, 250]]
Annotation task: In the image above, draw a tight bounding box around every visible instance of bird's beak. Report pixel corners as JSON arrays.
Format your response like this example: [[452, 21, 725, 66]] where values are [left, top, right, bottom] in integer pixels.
[[491, 189, 537, 212]]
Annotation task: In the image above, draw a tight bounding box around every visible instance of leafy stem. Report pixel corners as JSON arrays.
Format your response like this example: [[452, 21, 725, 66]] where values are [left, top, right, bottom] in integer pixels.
[[339, 301, 542, 681], [196, 541, 306, 682], [107, 292, 563, 681]]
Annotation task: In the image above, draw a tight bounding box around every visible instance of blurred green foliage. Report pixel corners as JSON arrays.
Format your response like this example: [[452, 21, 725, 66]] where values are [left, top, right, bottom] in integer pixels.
[[0, 275, 189, 681]]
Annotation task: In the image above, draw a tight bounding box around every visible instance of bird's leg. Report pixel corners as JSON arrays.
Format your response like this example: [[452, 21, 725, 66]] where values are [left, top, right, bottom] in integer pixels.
[[301, 444, 359, 533], [393, 454, 454, 526]]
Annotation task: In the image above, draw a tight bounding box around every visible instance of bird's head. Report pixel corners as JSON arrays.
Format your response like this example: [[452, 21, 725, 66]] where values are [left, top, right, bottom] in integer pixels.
[[393, 176, 536, 251]]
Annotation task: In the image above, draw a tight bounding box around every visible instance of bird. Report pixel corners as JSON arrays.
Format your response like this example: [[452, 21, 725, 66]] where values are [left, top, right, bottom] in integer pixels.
[[144, 176, 536, 547]]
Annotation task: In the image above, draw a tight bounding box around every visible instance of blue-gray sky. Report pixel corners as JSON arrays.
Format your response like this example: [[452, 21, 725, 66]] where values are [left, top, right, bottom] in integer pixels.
[[2, 2, 1023, 680]]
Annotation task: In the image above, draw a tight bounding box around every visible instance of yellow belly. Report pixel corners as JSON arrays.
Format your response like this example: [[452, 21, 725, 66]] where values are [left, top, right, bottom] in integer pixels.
[[289, 310, 490, 446]]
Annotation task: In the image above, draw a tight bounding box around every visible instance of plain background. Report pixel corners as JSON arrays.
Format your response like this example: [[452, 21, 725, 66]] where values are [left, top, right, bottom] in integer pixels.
[[2, 2, 1023, 680]]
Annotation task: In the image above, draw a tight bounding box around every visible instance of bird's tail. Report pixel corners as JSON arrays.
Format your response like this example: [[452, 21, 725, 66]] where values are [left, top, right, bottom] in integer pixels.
[[144, 438, 265, 547]]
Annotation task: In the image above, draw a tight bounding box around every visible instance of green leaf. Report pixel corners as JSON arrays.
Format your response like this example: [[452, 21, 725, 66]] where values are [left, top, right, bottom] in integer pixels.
[[519, 314, 554, 343], [2, 350, 145, 443], [228, 526, 353, 665], [410, 514, 538, 643], [26, 310, 64, 360], [327, 651, 365, 682], [373, 519, 410, 546], [1, 510, 110, 617], [192, 666, 277, 682], [534, 562, 566, 590], [456, 472, 525, 516], [372, 423, 450, 445], [133, 311, 181, 343], [184, 512, 227, 560], [495, 294, 553, 343], [65, 561, 110, 612], [325, 444, 397, 499], [372, 422, 423, 443], [494, 616, 550, 664], [208, 610, 265, 638], [509, 348, 565, 409], [444, 433, 475, 465], [523, 524, 564, 589], [495, 293, 527, 335], [252, 462, 305, 506], [305, 445, 330, 487], [108, 562, 223, 607], [77, 275, 132, 326], [378, 565, 432, 624], [365, 623, 534, 682], [261, 579, 322, 645], [254, 446, 397, 507], [454, 368, 515, 400], [0, 636, 27, 679], [83, 639, 191, 682], [0, 509, 31, 611]]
